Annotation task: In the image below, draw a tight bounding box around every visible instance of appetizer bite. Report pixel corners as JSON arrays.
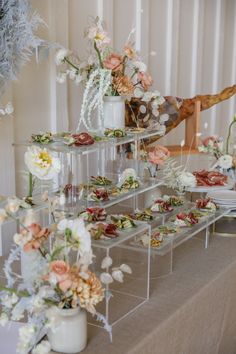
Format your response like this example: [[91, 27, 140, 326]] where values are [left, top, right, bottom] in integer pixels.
[[196, 198, 217, 212], [79, 207, 107, 222]]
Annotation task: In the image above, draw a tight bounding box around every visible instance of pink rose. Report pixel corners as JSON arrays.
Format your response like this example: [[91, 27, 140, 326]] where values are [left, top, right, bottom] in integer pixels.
[[148, 145, 170, 165], [104, 53, 123, 72], [138, 71, 153, 91], [50, 260, 72, 292]]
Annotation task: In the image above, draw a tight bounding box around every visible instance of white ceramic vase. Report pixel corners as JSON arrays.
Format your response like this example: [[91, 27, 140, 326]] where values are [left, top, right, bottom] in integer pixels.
[[103, 96, 125, 129], [48, 307, 87, 354]]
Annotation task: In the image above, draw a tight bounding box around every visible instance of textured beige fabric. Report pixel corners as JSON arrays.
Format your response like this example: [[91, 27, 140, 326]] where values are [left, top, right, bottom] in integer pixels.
[[76, 234, 236, 354]]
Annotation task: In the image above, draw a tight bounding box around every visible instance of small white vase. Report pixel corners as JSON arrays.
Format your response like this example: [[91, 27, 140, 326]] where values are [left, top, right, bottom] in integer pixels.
[[103, 96, 125, 129], [48, 307, 87, 354]]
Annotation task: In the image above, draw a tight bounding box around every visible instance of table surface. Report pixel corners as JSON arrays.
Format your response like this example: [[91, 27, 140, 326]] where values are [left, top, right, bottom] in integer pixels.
[[1, 230, 236, 354], [68, 230, 236, 354]]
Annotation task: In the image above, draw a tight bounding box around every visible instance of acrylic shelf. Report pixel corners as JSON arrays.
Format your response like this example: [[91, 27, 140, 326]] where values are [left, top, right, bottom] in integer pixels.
[[13, 129, 163, 156]]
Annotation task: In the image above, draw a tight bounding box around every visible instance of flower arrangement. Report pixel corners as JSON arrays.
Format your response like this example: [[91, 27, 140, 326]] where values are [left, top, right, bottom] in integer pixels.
[[55, 17, 164, 131], [0, 211, 131, 353], [198, 114, 236, 172], [141, 145, 170, 177], [162, 158, 197, 193]]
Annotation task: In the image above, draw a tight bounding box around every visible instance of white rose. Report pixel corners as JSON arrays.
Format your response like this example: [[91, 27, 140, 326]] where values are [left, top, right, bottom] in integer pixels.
[[216, 154, 233, 169]]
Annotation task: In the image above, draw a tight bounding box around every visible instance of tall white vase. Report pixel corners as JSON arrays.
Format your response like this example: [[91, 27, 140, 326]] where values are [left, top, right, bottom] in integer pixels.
[[48, 307, 87, 354], [103, 96, 125, 129]]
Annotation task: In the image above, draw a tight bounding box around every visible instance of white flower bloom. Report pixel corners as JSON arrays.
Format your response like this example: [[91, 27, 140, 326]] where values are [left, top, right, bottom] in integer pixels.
[[216, 154, 233, 170], [59, 193, 66, 206], [5, 102, 14, 114], [58, 218, 91, 256], [180, 140, 185, 147], [55, 48, 69, 65], [17, 324, 36, 354], [0, 108, 5, 115], [11, 306, 24, 321], [67, 68, 77, 80], [133, 61, 147, 72], [0, 313, 8, 326], [177, 172, 196, 189], [13, 231, 32, 246], [0, 208, 7, 224], [2, 293, 18, 308], [119, 264, 132, 274], [75, 74, 83, 85], [112, 269, 124, 283], [100, 272, 113, 284], [6, 196, 20, 213], [101, 256, 113, 269], [24, 146, 61, 180], [142, 92, 153, 102], [30, 295, 45, 313], [32, 340, 51, 354], [134, 87, 144, 98], [56, 72, 67, 84], [152, 107, 159, 117], [120, 168, 137, 182]]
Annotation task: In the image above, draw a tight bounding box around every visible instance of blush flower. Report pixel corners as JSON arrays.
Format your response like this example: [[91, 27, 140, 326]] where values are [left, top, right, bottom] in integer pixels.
[[104, 53, 123, 72], [138, 71, 153, 91], [49, 260, 72, 293], [23, 223, 50, 252], [148, 145, 170, 165]]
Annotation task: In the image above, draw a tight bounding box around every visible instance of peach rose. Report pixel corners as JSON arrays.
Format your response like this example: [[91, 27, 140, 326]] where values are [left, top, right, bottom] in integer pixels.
[[23, 223, 50, 252], [138, 71, 153, 91], [104, 53, 123, 72], [148, 145, 170, 165], [50, 260, 72, 292]]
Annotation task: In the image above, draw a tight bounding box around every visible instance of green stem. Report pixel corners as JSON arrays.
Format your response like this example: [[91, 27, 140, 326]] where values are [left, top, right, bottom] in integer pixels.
[[28, 172, 33, 198], [0, 285, 29, 297], [226, 120, 236, 154], [64, 57, 80, 72], [94, 41, 104, 68]]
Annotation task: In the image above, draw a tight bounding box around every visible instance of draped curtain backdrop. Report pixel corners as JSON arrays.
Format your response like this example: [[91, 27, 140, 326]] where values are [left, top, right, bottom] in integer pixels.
[[0, 0, 236, 195]]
